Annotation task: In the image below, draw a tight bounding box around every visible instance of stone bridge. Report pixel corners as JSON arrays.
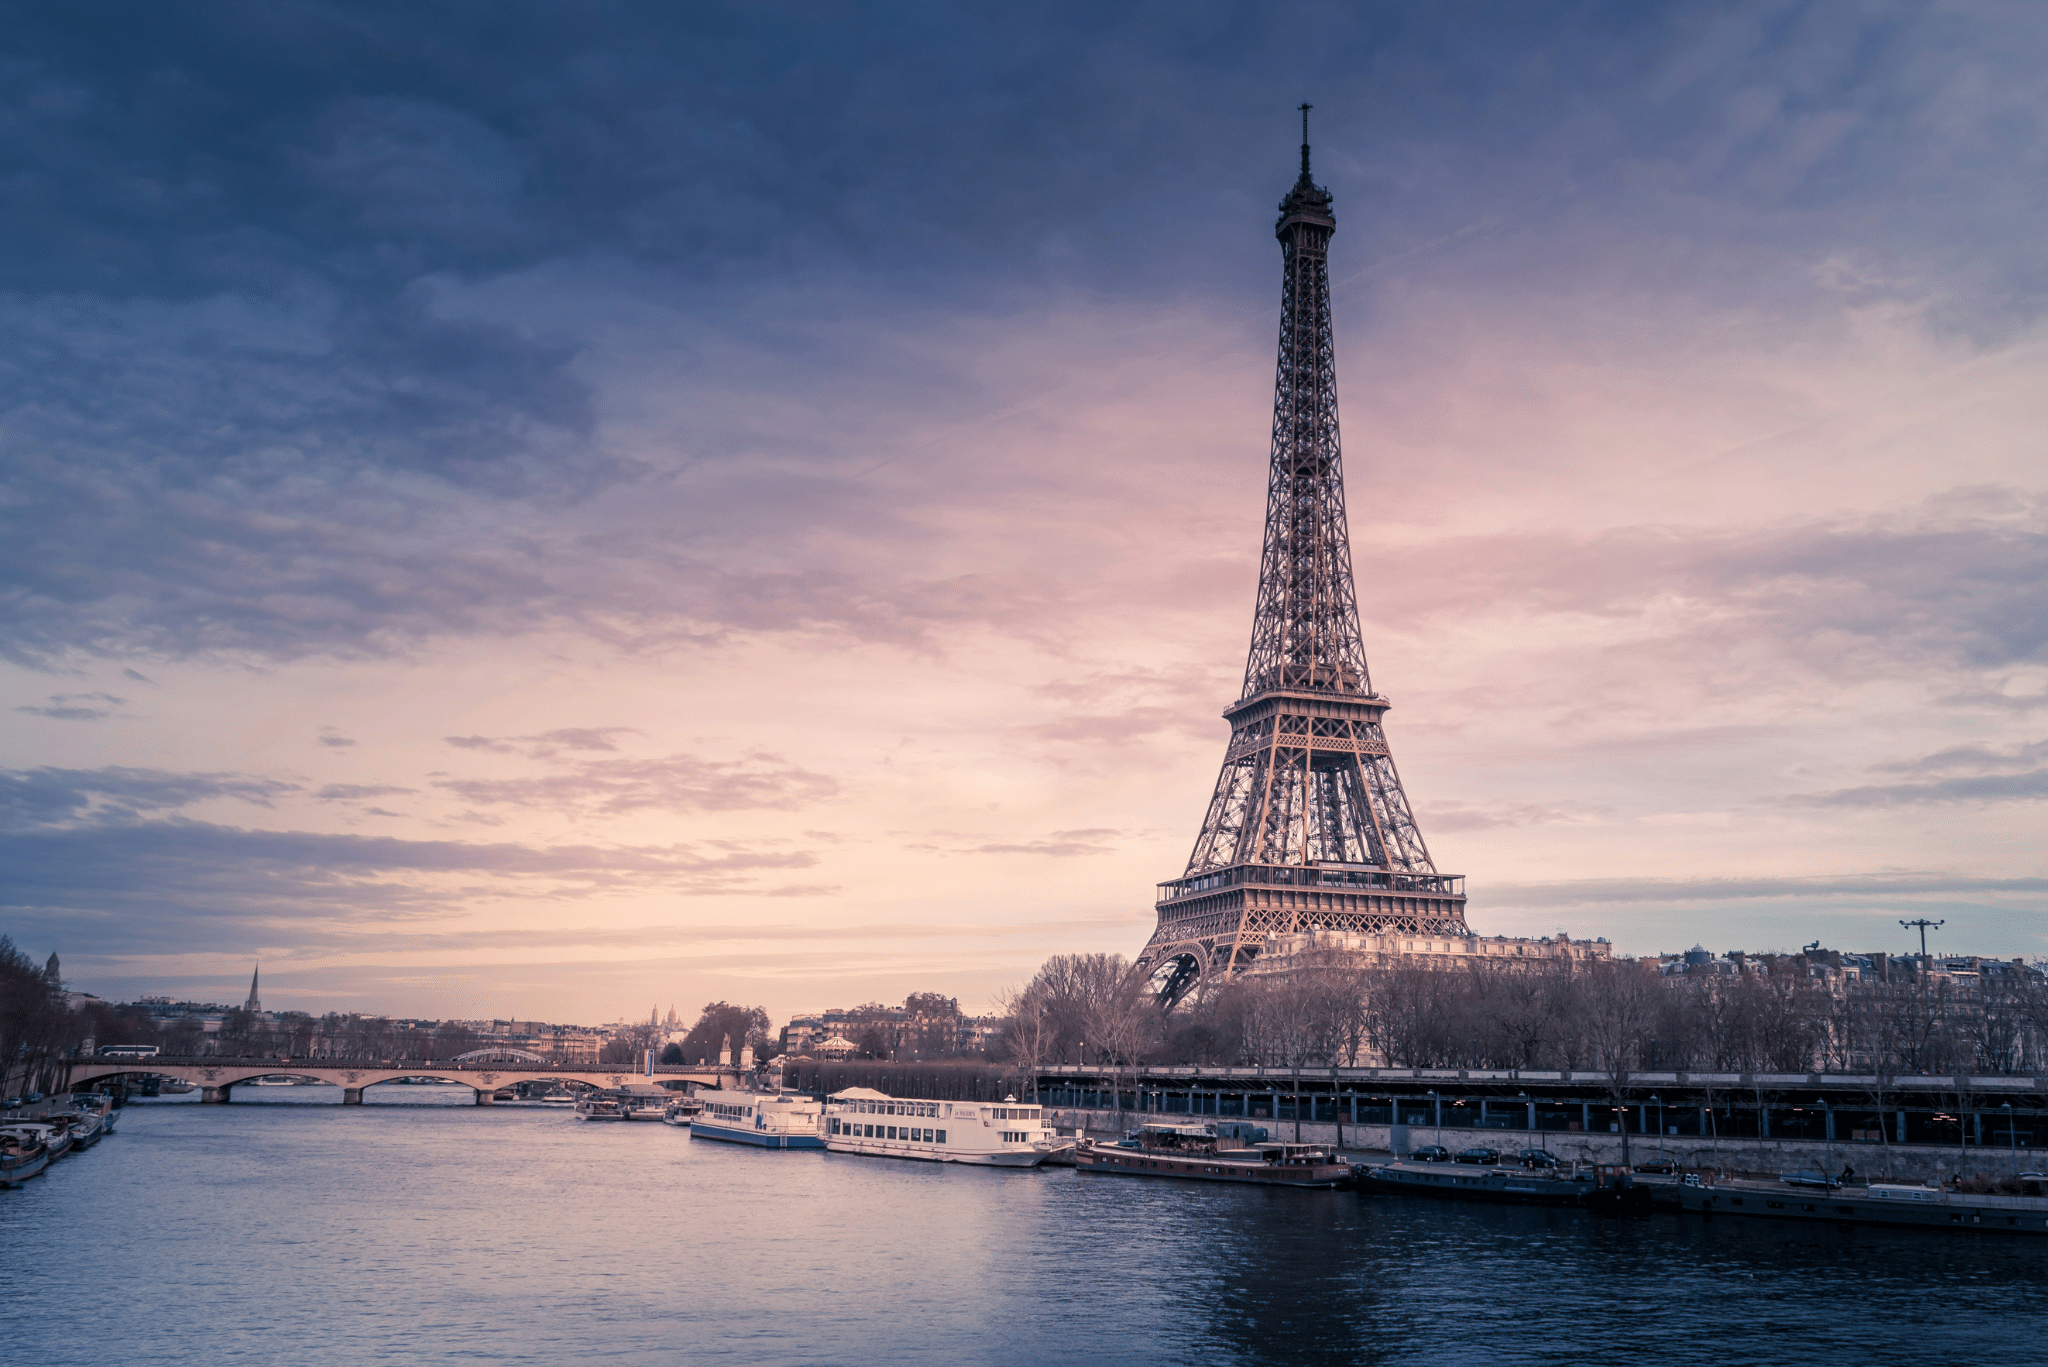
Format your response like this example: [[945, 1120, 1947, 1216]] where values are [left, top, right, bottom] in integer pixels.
[[66, 1056, 739, 1105]]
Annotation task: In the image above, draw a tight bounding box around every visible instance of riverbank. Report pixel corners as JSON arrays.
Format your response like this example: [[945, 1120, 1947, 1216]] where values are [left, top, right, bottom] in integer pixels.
[[1044, 1108, 2030, 1184]]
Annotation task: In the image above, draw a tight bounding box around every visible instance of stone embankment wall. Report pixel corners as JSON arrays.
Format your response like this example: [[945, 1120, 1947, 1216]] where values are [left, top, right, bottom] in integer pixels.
[[1046, 1108, 2026, 1185]]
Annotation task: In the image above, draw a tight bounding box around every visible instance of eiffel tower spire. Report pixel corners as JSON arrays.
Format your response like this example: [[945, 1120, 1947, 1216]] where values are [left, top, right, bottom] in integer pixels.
[[1136, 117, 1468, 1005]]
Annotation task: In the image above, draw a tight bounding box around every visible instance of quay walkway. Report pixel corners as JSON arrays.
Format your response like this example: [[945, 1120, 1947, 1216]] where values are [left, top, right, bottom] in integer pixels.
[[1033, 1064, 2046, 1159], [65, 1055, 738, 1105]]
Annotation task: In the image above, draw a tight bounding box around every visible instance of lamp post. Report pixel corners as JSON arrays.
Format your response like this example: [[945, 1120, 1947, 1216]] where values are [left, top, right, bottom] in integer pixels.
[[2005, 1102, 2018, 1183], [1429, 1089, 1440, 1149], [1649, 1094, 1663, 1158], [1817, 1098, 1833, 1182]]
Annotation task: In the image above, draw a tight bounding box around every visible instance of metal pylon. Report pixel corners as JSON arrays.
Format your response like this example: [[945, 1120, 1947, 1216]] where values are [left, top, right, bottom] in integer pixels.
[[1137, 110, 1469, 1005]]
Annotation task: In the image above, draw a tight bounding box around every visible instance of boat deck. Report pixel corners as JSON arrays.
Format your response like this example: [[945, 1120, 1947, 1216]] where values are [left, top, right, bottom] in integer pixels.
[[1681, 1178, 2048, 1234], [1075, 1141, 1351, 1188]]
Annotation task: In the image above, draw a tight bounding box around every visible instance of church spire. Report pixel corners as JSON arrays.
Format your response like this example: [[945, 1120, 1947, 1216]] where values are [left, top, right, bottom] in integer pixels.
[[245, 964, 262, 1014]]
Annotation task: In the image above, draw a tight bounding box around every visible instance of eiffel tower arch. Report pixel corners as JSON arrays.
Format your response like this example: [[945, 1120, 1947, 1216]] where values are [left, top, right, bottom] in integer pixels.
[[1136, 110, 1468, 1007]]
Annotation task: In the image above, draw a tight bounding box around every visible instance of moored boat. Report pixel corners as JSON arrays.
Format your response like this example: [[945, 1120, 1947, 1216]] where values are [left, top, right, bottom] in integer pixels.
[[0, 1138, 50, 1188], [1074, 1123, 1352, 1188], [690, 1088, 825, 1149], [0, 1123, 73, 1163], [823, 1089, 1058, 1167], [1358, 1159, 1649, 1212], [661, 1096, 703, 1127], [46, 1110, 104, 1150], [1679, 1175, 2048, 1235], [574, 1092, 627, 1121]]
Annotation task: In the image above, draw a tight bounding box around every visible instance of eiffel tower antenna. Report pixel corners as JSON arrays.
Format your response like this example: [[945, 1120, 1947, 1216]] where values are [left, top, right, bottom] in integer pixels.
[[1135, 115, 1469, 1005]]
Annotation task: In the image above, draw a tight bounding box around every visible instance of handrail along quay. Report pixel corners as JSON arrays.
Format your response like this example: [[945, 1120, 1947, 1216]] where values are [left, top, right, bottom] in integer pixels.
[[1036, 1065, 2047, 1149]]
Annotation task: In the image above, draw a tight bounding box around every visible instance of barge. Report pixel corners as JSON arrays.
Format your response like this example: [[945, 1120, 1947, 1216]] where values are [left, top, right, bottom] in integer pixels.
[[1680, 1176, 2048, 1235], [1357, 1160, 1651, 1213], [1074, 1123, 1352, 1188]]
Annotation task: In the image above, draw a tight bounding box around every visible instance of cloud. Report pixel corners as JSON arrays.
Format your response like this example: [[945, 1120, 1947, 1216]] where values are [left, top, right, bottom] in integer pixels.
[[1784, 738, 2048, 806], [0, 766, 300, 829], [433, 751, 837, 815], [1483, 872, 2048, 909], [2, 4, 2037, 677], [315, 784, 417, 802], [1935, 684, 2048, 714], [1358, 492, 2048, 681], [1428, 801, 1582, 833], [317, 729, 359, 748], [1871, 739, 2048, 776], [957, 828, 1124, 857], [13, 691, 126, 721], [443, 727, 638, 757], [1791, 770, 2048, 808], [0, 819, 823, 954]]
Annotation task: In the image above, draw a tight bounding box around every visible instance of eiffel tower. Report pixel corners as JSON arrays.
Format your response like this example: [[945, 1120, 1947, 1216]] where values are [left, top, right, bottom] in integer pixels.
[[1136, 109, 1469, 1005]]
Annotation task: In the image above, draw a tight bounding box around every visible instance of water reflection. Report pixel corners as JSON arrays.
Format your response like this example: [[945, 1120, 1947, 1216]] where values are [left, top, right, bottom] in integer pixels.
[[2, 1100, 2041, 1366]]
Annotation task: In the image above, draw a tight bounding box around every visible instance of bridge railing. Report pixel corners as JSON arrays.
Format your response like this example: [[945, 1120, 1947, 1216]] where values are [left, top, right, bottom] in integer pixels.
[[70, 1054, 734, 1075]]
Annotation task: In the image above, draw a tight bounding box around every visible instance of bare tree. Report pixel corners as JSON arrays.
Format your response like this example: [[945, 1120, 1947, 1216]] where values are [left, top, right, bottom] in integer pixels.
[[1580, 959, 1659, 1165]]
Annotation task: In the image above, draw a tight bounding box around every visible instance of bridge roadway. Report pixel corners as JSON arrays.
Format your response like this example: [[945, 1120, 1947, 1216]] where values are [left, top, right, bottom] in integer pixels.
[[65, 1056, 740, 1105]]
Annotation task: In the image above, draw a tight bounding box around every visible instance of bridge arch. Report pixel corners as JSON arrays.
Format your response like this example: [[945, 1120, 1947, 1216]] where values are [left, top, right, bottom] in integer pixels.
[[64, 1057, 736, 1106]]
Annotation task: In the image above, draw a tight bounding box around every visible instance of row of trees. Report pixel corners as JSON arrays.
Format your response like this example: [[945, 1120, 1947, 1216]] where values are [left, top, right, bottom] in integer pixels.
[[643, 1002, 774, 1066], [1, 938, 69, 1099], [1003, 951, 2048, 1083]]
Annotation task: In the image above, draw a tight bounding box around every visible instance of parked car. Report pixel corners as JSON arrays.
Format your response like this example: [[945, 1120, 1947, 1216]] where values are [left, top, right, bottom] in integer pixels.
[[2, 1097, 19, 1111], [1409, 1145, 1451, 1163], [1454, 1146, 1502, 1165], [1518, 1148, 1560, 1169], [1632, 1159, 1678, 1175]]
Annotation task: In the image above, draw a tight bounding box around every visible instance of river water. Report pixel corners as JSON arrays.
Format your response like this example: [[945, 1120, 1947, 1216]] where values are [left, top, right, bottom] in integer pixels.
[[5, 1088, 2044, 1365]]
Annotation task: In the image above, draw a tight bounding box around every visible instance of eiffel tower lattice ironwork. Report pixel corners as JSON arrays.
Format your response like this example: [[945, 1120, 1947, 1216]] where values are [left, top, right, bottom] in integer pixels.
[[1135, 110, 1469, 1005]]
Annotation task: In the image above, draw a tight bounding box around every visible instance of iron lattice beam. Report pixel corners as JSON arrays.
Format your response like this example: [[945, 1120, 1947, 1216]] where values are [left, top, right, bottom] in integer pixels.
[[1138, 115, 1467, 1004]]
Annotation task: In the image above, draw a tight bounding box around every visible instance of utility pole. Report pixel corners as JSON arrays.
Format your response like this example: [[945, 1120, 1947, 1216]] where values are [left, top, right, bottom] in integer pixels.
[[1900, 918, 1945, 959]]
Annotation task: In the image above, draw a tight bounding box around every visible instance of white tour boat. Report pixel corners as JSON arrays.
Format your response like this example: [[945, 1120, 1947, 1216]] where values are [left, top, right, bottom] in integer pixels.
[[823, 1088, 1058, 1167], [689, 1088, 825, 1149]]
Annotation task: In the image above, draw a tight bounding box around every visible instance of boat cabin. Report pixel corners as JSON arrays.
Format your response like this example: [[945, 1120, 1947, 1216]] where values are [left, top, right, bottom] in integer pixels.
[[1254, 1142, 1341, 1167]]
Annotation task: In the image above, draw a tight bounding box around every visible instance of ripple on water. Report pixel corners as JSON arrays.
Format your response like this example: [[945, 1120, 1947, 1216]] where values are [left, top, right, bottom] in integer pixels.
[[3, 1099, 2044, 1365]]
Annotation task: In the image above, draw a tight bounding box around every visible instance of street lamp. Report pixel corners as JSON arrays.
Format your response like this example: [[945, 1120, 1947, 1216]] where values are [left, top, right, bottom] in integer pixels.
[[1817, 1098, 1832, 1183], [1429, 1089, 1441, 1148], [2005, 1102, 2018, 1183], [1649, 1094, 1663, 1158]]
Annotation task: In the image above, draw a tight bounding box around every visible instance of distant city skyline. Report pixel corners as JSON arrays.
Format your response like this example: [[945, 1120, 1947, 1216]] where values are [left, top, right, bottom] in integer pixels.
[[4, 4, 2045, 1022]]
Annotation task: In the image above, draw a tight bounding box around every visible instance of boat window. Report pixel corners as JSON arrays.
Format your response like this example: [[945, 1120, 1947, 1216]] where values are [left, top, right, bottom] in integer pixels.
[[936, 1130, 946, 1143]]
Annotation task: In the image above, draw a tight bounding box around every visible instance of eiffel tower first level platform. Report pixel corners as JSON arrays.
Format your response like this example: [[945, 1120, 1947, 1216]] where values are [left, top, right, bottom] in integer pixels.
[[1135, 110, 1468, 1005]]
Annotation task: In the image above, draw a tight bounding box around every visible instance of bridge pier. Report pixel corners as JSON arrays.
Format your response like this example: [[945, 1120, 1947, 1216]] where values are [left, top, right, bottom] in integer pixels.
[[474, 1088, 493, 1105], [342, 1088, 363, 1105], [200, 1085, 229, 1104]]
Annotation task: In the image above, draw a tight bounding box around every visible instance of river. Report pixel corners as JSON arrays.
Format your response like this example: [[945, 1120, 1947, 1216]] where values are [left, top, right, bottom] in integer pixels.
[[4, 1088, 2044, 1364]]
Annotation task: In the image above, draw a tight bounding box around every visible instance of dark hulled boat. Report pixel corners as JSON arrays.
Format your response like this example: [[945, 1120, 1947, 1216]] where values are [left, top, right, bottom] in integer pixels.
[[1075, 1124, 1352, 1188], [1680, 1176, 2048, 1235], [1358, 1160, 1652, 1214]]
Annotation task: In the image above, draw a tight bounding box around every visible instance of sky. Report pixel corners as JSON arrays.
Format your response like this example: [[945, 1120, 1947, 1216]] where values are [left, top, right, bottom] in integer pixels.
[[3, 1, 2045, 1026]]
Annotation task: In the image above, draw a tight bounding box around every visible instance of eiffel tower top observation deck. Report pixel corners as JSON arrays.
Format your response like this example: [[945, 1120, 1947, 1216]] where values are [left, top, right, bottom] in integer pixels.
[[1135, 110, 1469, 1005]]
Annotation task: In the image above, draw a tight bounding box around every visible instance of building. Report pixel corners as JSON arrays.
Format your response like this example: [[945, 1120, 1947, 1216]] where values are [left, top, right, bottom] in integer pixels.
[[1249, 928, 1611, 974]]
